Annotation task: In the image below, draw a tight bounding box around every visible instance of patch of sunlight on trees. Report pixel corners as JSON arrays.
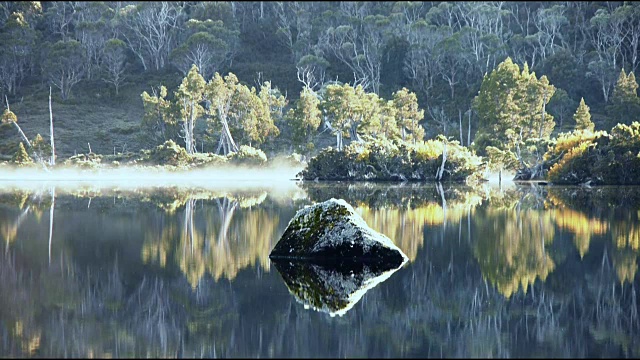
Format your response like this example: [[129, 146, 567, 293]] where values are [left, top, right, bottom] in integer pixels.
[[141, 195, 279, 287], [473, 208, 556, 298]]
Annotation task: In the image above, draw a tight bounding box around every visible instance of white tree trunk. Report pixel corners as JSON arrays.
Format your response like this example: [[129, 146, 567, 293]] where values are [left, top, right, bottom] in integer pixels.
[[49, 87, 56, 165]]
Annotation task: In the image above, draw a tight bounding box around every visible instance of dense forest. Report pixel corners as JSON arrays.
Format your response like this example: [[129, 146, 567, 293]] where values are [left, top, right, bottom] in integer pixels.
[[1, 1, 640, 183]]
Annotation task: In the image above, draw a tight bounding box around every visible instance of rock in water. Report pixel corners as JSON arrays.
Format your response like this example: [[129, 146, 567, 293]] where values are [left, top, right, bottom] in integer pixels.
[[269, 198, 408, 266]]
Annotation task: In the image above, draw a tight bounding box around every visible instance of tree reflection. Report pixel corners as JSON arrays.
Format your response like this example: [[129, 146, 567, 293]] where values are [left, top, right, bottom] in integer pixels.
[[473, 186, 556, 298], [0, 184, 639, 357], [141, 191, 280, 286]]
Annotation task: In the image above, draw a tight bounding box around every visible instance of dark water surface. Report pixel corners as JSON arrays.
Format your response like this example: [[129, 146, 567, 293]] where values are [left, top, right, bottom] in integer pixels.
[[0, 181, 639, 358]]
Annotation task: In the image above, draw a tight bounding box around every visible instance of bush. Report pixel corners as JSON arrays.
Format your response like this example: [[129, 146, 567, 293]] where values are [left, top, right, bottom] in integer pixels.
[[546, 122, 640, 184], [301, 137, 485, 182], [226, 145, 268, 166], [63, 152, 103, 169], [148, 140, 191, 166], [12, 142, 33, 166]]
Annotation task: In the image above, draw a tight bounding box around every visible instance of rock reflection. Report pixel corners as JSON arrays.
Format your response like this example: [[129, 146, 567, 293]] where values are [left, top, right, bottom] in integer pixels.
[[272, 259, 406, 317]]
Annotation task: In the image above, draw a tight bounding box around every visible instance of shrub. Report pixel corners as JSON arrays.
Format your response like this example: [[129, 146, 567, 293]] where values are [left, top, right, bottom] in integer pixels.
[[301, 137, 485, 182], [148, 140, 191, 166], [226, 145, 268, 166], [545, 122, 640, 184], [63, 153, 103, 168], [12, 142, 33, 166]]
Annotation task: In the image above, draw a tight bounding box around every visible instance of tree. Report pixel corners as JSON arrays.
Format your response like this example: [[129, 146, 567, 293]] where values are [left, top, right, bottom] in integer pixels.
[[547, 88, 576, 131], [607, 69, 640, 124], [118, 2, 182, 71], [102, 38, 127, 95], [574, 97, 594, 132], [170, 19, 239, 80], [0, 11, 37, 96], [392, 87, 425, 144], [12, 142, 32, 165], [318, 4, 390, 94], [404, 21, 446, 99], [30, 133, 51, 164], [141, 85, 178, 145], [72, 2, 111, 80], [205, 72, 240, 155], [473, 58, 556, 179], [44, 40, 86, 100], [321, 83, 381, 150], [286, 87, 322, 153], [174, 64, 206, 154]]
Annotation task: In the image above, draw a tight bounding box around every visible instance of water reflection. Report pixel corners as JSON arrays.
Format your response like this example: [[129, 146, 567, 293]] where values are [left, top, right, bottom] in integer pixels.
[[0, 182, 638, 357], [272, 258, 406, 317]]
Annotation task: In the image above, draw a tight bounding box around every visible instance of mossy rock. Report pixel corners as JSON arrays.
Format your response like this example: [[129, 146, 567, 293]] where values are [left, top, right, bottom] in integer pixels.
[[270, 198, 408, 265]]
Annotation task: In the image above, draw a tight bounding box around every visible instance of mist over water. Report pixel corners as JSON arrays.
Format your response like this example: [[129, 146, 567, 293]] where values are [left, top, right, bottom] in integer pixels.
[[0, 164, 305, 191]]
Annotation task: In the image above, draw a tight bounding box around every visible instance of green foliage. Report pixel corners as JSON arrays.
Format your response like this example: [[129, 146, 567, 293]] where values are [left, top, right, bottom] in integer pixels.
[[607, 69, 640, 125], [574, 98, 594, 132], [392, 87, 425, 144], [63, 153, 103, 168], [287, 87, 322, 153], [147, 140, 191, 166], [226, 145, 268, 166], [11, 142, 32, 165], [30, 133, 51, 161], [546, 122, 640, 184], [473, 57, 556, 176], [301, 137, 485, 182], [1, 109, 17, 124]]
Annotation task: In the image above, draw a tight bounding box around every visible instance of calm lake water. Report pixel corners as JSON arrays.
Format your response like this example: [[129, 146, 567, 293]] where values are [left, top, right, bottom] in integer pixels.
[[0, 180, 639, 358]]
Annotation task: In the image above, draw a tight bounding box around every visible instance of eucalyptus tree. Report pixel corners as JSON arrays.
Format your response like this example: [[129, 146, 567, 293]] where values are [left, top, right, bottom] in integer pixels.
[[44, 1, 78, 41], [174, 65, 207, 154], [587, 7, 627, 103], [404, 20, 446, 98], [320, 82, 383, 149], [392, 87, 425, 144], [141, 84, 179, 145], [170, 19, 239, 80], [474, 57, 556, 178], [0, 11, 37, 96], [296, 54, 330, 91], [72, 2, 111, 80], [318, 2, 391, 94], [102, 38, 127, 95], [273, 1, 316, 64], [43, 40, 86, 100], [205, 72, 239, 155], [286, 86, 322, 152], [118, 2, 182, 71], [531, 4, 568, 64]]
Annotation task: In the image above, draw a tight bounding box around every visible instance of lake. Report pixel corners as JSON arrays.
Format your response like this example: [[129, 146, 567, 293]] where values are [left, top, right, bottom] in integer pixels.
[[0, 180, 638, 358]]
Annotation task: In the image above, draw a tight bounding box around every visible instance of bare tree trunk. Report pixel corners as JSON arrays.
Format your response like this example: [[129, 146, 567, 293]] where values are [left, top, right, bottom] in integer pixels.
[[459, 109, 463, 146], [467, 109, 471, 146], [436, 142, 448, 180], [49, 87, 56, 165]]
